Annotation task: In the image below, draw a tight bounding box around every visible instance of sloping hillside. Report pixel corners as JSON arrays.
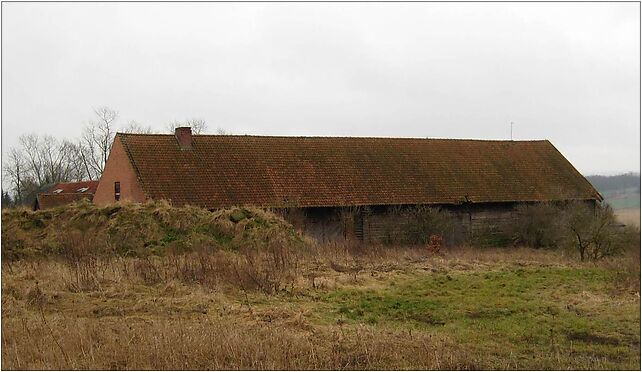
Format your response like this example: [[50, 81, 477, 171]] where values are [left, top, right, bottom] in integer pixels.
[[1, 200, 304, 260]]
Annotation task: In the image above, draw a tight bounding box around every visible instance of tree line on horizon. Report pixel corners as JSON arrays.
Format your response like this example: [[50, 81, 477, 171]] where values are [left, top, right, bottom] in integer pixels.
[[586, 173, 641, 193]]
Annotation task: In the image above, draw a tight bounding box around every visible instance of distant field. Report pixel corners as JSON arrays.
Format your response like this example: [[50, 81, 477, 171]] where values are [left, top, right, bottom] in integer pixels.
[[615, 208, 640, 227], [586, 173, 640, 210], [602, 188, 640, 210]]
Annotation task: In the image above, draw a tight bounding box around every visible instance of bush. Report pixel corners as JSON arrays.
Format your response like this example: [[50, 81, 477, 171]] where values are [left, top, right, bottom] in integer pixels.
[[508, 201, 637, 262], [563, 202, 631, 262], [509, 203, 567, 248], [399, 206, 456, 245]]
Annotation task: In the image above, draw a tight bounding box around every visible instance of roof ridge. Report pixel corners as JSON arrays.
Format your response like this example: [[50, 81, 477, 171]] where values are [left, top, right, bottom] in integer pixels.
[[53, 180, 99, 185], [117, 132, 548, 142]]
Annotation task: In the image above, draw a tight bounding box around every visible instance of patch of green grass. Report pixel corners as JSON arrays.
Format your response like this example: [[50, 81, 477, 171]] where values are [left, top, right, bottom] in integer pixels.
[[607, 196, 641, 209], [160, 228, 183, 244], [229, 208, 249, 223], [318, 267, 640, 369]]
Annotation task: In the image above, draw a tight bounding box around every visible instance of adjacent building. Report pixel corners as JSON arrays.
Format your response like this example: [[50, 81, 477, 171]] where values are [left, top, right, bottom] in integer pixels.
[[34, 181, 99, 210]]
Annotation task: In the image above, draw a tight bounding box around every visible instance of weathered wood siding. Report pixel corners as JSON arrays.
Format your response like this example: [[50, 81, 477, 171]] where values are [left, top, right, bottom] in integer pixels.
[[453, 203, 518, 246], [281, 203, 564, 245], [362, 209, 411, 244]]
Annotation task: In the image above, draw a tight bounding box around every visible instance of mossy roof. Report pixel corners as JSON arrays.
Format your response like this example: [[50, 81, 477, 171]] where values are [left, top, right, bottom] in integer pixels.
[[117, 134, 602, 209]]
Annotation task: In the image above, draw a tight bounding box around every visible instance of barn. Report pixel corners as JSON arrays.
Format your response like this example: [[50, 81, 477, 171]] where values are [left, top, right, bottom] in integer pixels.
[[93, 127, 602, 243]]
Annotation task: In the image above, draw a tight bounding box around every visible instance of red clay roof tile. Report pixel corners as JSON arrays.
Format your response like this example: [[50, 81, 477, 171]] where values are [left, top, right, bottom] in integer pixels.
[[46, 181, 99, 194], [118, 134, 601, 209], [36, 181, 99, 209]]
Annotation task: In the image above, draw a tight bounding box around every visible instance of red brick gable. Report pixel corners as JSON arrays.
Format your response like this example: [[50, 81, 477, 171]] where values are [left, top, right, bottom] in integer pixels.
[[93, 135, 147, 205], [116, 133, 602, 209]]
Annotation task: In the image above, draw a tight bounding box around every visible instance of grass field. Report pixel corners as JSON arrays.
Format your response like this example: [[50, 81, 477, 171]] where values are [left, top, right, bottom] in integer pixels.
[[615, 208, 641, 227], [2, 246, 640, 370], [603, 188, 641, 210]]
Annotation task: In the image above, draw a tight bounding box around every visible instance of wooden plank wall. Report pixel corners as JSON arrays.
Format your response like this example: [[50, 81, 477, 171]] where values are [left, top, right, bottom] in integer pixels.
[[283, 204, 520, 245], [362, 204, 518, 245]]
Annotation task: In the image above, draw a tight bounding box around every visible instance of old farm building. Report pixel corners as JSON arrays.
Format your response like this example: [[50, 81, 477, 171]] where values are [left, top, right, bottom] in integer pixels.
[[93, 127, 602, 243]]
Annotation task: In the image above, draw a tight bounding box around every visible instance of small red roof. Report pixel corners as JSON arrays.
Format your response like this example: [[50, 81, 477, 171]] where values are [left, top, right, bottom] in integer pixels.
[[46, 181, 99, 194], [35, 181, 99, 210]]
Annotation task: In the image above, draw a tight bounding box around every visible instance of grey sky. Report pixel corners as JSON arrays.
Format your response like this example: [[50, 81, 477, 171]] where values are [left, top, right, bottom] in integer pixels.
[[2, 2, 639, 175]]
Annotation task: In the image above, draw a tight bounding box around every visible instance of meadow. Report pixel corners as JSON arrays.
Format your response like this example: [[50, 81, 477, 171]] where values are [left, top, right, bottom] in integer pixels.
[[615, 208, 640, 227], [2, 246, 640, 369], [1, 202, 640, 370]]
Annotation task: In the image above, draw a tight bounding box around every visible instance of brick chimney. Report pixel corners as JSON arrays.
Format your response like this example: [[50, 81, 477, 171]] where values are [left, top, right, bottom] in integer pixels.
[[175, 127, 192, 149]]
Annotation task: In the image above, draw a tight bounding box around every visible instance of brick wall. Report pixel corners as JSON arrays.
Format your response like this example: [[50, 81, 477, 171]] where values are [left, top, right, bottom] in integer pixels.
[[93, 136, 147, 205]]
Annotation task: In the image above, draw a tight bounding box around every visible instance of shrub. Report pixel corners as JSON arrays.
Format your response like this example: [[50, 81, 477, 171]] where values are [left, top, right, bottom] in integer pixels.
[[563, 202, 630, 262], [508, 201, 636, 261], [508, 203, 567, 248], [400, 206, 456, 245]]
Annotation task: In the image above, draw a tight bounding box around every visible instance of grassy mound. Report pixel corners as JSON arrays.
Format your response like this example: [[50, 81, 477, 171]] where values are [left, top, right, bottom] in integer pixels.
[[1, 200, 304, 260]]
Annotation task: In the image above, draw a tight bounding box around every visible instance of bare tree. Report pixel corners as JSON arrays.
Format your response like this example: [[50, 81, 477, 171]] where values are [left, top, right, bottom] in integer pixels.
[[166, 118, 208, 134], [121, 120, 154, 134], [19, 134, 45, 186], [1, 189, 12, 208], [78, 107, 118, 180], [3, 147, 26, 204], [41, 136, 82, 184], [166, 120, 182, 134], [185, 118, 208, 134], [565, 202, 621, 261], [3, 135, 85, 206]]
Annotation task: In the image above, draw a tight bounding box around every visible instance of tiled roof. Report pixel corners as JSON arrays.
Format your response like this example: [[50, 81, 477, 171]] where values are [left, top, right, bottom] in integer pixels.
[[46, 181, 99, 194], [36, 193, 94, 209], [36, 181, 99, 209], [118, 134, 602, 209]]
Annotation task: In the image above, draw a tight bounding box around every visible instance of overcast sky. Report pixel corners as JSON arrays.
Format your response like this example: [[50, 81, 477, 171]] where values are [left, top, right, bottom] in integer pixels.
[[2, 2, 639, 175]]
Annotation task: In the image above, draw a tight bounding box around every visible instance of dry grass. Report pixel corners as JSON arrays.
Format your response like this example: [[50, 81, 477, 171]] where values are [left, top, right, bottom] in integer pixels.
[[2, 314, 469, 370], [615, 208, 641, 227], [1, 200, 305, 260], [2, 244, 639, 370], [2, 203, 640, 369]]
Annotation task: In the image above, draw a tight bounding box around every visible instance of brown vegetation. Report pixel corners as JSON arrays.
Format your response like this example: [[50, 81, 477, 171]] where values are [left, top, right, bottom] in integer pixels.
[[2, 202, 640, 370], [3, 244, 639, 370], [615, 208, 641, 227], [508, 202, 640, 261], [1, 200, 304, 260]]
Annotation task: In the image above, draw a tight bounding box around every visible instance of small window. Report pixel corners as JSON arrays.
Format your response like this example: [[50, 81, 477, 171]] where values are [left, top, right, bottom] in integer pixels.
[[114, 182, 121, 201], [77, 187, 89, 193], [53, 189, 63, 194]]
